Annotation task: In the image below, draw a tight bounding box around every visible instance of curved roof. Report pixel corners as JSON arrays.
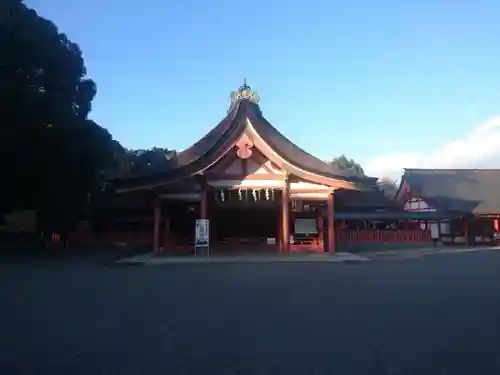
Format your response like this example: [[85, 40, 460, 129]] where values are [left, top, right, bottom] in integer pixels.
[[114, 87, 377, 189], [177, 99, 372, 180]]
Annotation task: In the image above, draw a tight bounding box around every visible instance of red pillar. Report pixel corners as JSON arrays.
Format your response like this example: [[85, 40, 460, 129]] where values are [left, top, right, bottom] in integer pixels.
[[277, 206, 282, 251], [463, 216, 469, 246], [317, 212, 324, 251], [200, 184, 208, 219], [163, 217, 171, 252], [281, 177, 290, 252], [327, 192, 335, 253], [153, 197, 161, 255]]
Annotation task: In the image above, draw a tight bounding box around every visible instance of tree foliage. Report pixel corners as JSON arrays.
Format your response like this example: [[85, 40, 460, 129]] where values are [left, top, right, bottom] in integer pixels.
[[330, 155, 399, 198], [377, 177, 399, 198], [330, 155, 366, 177], [108, 147, 177, 179], [0, 0, 119, 233]]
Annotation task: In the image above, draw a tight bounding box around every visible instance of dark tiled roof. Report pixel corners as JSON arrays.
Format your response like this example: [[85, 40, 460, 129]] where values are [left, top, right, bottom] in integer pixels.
[[403, 169, 500, 215], [114, 99, 377, 188], [335, 188, 402, 211]]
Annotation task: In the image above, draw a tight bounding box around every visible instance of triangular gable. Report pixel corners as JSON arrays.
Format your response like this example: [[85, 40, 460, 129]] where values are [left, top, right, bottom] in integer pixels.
[[205, 133, 285, 178], [395, 178, 411, 201]]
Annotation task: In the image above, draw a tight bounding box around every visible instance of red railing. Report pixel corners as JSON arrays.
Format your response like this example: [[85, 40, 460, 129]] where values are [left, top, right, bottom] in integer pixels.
[[336, 230, 432, 244], [69, 229, 433, 250]]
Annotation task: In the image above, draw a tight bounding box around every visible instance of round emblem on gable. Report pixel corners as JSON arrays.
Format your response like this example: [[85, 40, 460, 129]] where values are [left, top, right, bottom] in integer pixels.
[[236, 146, 252, 159]]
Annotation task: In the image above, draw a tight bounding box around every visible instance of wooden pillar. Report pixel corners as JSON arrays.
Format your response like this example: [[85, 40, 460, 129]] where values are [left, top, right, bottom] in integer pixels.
[[277, 206, 282, 250], [200, 184, 208, 219], [281, 177, 290, 252], [317, 212, 324, 251], [463, 216, 470, 246], [153, 197, 161, 255], [327, 192, 335, 253], [163, 217, 171, 253]]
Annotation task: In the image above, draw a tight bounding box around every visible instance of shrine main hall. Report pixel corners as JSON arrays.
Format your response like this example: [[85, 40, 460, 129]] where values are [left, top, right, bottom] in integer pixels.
[[110, 82, 402, 254]]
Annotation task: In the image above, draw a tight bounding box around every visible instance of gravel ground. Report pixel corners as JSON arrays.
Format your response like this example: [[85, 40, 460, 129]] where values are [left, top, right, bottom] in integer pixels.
[[1, 249, 500, 374]]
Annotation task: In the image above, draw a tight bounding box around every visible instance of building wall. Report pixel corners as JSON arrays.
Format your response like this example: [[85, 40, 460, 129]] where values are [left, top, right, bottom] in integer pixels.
[[403, 197, 447, 238], [403, 197, 436, 212]]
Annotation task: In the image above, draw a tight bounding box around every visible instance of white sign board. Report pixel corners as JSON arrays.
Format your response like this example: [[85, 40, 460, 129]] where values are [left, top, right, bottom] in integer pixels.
[[430, 223, 439, 239], [195, 219, 209, 250], [294, 218, 318, 235]]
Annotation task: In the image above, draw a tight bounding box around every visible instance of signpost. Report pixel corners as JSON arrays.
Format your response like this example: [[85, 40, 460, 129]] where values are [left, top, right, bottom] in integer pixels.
[[195, 219, 210, 256]]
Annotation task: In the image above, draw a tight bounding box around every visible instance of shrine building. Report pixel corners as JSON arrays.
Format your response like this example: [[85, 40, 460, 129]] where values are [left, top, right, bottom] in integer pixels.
[[397, 168, 500, 246], [95, 82, 433, 254]]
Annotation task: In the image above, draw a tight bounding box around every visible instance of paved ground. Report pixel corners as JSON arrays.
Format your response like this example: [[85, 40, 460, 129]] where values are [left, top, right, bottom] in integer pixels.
[[366, 245, 500, 260], [116, 252, 371, 265], [1, 249, 500, 374]]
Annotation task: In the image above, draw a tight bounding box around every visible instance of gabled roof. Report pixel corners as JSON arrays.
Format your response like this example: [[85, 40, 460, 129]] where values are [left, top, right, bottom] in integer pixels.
[[114, 83, 377, 190], [400, 168, 500, 215], [178, 99, 371, 181]]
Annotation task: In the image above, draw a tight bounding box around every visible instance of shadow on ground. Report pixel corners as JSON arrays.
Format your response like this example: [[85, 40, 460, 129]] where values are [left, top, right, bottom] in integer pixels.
[[1, 249, 500, 374]]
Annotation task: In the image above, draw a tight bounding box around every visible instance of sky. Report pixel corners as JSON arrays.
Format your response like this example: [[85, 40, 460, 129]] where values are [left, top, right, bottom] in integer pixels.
[[27, 0, 500, 180]]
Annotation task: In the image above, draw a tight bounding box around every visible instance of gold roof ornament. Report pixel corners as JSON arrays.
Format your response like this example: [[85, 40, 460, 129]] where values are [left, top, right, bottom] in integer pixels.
[[229, 79, 260, 112]]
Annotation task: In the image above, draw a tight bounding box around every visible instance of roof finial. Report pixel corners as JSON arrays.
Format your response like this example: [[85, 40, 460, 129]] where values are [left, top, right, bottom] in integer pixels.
[[241, 78, 250, 90], [228, 80, 260, 112]]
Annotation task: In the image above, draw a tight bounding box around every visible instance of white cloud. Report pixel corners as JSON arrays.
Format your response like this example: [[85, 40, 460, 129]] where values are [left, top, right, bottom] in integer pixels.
[[364, 115, 500, 181]]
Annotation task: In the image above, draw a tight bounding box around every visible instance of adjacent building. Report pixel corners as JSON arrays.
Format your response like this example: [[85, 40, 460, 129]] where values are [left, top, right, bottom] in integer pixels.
[[397, 168, 500, 245]]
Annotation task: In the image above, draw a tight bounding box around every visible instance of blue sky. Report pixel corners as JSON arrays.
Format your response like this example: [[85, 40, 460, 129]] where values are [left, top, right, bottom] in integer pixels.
[[27, 0, 500, 178]]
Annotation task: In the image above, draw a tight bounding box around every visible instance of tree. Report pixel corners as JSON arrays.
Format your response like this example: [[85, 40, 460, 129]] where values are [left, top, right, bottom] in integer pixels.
[[107, 147, 177, 179], [0, 1, 119, 237], [329, 155, 399, 198], [377, 177, 399, 198], [330, 155, 366, 177]]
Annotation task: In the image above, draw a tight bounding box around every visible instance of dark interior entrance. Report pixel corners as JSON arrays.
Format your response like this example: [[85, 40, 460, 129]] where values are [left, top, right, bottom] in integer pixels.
[[211, 205, 279, 251]]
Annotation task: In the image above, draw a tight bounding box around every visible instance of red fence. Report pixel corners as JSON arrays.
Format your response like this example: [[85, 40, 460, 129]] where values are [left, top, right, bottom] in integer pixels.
[[336, 230, 432, 244], [68, 229, 433, 249]]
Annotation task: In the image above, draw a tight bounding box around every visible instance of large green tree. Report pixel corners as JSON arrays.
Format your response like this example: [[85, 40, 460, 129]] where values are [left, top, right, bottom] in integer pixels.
[[112, 148, 177, 179], [0, 0, 119, 235], [330, 156, 399, 197], [330, 155, 366, 177]]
